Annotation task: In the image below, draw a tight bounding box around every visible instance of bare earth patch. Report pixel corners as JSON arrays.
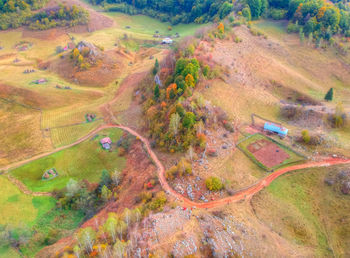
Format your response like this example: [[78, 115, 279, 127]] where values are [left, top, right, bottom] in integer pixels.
[[248, 139, 290, 168]]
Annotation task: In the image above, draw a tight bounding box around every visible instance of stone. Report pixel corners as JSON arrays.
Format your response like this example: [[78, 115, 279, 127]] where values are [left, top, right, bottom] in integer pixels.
[[341, 181, 350, 195]]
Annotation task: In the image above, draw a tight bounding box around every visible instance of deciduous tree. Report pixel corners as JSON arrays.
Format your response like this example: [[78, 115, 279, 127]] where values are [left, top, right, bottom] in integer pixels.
[[169, 112, 181, 135]]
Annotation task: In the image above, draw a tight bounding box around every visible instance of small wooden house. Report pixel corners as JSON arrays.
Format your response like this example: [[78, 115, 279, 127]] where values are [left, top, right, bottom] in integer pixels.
[[100, 137, 112, 150]]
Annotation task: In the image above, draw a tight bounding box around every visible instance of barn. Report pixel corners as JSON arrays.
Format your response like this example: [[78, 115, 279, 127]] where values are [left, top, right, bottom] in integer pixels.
[[264, 122, 288, 137], [162, 38, 173, 44]]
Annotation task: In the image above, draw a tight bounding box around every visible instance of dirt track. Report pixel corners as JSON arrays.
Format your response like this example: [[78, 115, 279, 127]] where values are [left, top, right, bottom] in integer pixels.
[[3, 123, 350, 209]]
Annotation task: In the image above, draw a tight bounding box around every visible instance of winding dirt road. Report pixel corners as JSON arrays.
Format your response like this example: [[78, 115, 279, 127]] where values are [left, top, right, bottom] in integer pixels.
[[3, 123, 350, 209]]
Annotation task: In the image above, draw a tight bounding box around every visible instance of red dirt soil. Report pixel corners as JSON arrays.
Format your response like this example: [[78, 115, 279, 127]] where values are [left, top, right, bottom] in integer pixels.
[[247, 139, 290, 168]]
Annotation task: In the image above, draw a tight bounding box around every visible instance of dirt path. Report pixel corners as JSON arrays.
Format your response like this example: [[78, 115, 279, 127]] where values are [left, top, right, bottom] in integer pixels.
[[115, 125, 350, 208], [3, 123, 350, 207], [7, 174, 52, 197]]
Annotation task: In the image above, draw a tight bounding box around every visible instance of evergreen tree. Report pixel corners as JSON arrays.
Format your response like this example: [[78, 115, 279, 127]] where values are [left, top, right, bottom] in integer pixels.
[[153, 59, 159, 75], [154, 84, 160, 100], [99, 169, 111, 189], [325, 88, 333, 101]]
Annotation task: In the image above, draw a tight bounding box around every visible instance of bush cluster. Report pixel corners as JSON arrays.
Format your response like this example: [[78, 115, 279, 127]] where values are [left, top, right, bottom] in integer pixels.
[[0, 2, 88, 30], [205, 176, 224, 191]]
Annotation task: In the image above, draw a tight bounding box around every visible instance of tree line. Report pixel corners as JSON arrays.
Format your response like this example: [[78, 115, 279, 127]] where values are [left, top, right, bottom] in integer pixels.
[[242, 0, 350, 39], [91, 0, 233, 24]]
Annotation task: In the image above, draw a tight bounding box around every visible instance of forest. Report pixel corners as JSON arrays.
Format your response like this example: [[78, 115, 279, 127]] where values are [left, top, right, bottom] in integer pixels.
[[92, 0, 233, 24]]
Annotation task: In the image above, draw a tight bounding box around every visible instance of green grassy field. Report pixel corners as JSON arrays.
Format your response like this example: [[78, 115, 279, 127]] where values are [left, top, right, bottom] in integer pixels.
[[252, 166, 350, 257], [11, 128, 126, 192], [71, 12, 208, 51], [107, 12, 208, 38], [0, 175, 55, 227], [238, 133, 305, 171]]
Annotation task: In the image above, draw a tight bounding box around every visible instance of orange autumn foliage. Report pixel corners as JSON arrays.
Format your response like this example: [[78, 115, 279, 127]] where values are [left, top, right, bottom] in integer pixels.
[[166, 83, 177, 99], [196, 133, 206, 142], [185, 73, 195, 88], [217, 22, 224, 34]]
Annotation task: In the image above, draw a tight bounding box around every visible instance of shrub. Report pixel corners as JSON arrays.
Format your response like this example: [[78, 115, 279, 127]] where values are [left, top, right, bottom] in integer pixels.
[[234, 36, 242, 43], [202, 65, 210, 77], [269, 8, 287, 20], [165, 158, 192, 180], [139, 191, 152, 203], [148, 191, 167, 210], [56, 46, 64, 54], [205, 177, 224, 191], [287, 22, 299, 33]]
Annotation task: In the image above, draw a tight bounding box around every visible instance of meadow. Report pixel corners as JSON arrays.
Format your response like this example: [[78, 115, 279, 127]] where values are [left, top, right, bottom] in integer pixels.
[[252, 166, 350, 257], [71, 12, 208, 51], [0, 174, 85, 257], [11, 128, 126, 192], [252, 20, 350, 108], [0, 175, 55, 227]]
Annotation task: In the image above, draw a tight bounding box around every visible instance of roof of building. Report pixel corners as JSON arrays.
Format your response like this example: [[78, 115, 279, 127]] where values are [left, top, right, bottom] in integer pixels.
[[162, 38, 173, 43], [264, 122, 288, 135], [100, 137, 112, 144], [102, 143, 111, 150]]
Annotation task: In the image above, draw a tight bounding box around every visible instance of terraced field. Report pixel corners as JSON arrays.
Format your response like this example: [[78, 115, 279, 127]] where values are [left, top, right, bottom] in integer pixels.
[[50, 119, 104, 147]]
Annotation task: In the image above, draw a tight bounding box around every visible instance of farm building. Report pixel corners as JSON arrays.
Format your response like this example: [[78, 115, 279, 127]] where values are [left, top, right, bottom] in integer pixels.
[[162, 38, 173, 44], [33, 78, 47, 84], [42, 168, 58, 181], [100, 137, 112, 150], [264, 122, 288, 137]]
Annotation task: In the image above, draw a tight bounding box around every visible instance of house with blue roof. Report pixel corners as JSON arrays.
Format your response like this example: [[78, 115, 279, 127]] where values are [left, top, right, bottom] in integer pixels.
[[264, 122, 288, 138]]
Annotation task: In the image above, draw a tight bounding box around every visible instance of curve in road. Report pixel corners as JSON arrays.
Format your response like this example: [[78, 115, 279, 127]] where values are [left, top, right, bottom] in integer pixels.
[[2, 124, 350, 209]]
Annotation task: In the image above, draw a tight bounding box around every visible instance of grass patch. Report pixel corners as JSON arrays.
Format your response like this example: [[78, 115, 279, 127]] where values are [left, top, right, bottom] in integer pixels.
[[253, 20, 288, 40], [0, 176, 55, 227], [0, 245, 21, 258], [107, 12, 208, 38], [11, 128, 126, 192]]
